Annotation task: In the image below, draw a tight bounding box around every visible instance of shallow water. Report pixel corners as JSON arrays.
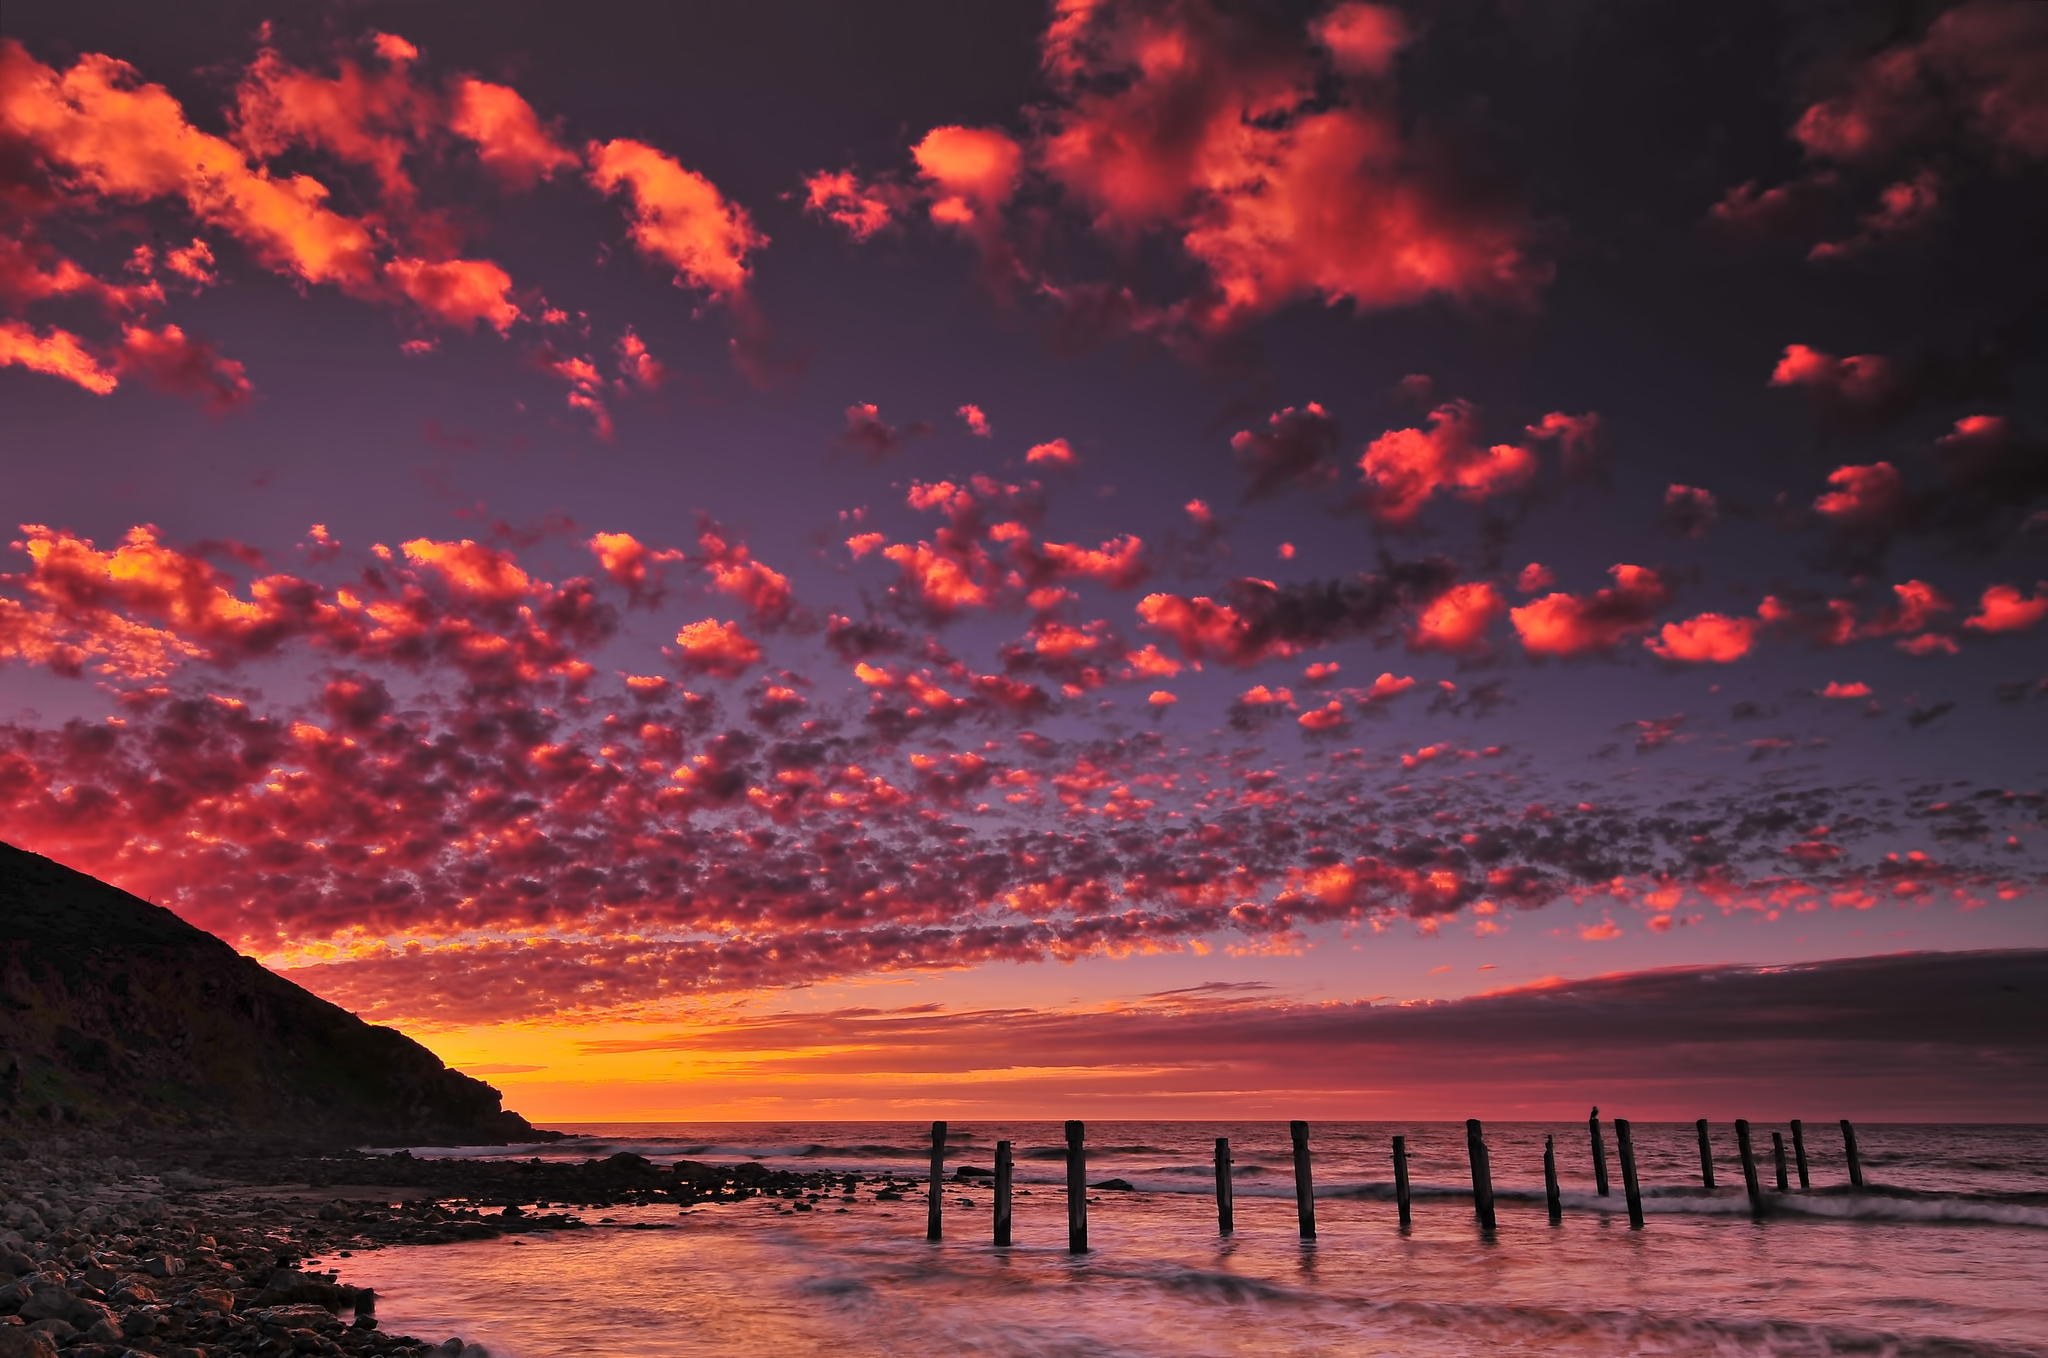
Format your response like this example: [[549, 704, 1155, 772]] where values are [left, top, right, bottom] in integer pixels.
[[332, 1122, 2048, 1357]]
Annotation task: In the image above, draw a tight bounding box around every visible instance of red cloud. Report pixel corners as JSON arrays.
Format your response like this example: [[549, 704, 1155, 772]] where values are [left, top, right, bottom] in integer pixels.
[[588, 137, 763, 301], [1645, 612, 1758, 664], [841, 402, 929, 460], [1311, 3, 1412, 78], [1770, 344, 1900, 409], [113, 323, 253, 409], [696, 524, 793, 625], [1359, 402, 1537, 524], [1663, 484, 1718, 539], [1137, 592, 1288, 667], [615, 328, 665, 390], [957, 403, 992, 436], [1232, 402, 1339, 501], [1510, 565, 1671, 657], [802, 169, 899, 240], [1032, 0, 1544, 331], [1025, 437, 1077, 468], [1793, 1, 2048, 165], [1409, 581, 1504, 654], [1813, 462, 1904, 523], [1964, 583, 2048, 633]]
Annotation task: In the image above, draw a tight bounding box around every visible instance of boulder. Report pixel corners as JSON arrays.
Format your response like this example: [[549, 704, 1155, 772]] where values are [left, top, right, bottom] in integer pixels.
[[0, 1327, 57, 1358]]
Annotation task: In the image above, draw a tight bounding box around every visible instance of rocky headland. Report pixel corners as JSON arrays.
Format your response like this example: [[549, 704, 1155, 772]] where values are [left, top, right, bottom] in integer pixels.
[[0, 842, 913, 1355]]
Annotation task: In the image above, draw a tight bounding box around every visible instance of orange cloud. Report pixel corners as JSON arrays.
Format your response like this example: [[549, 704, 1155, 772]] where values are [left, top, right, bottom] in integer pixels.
[[399, 538, 534, 603], [383, 256, 521, 332], [670, 618, 762, 677], [0, 41, 380, 291], [231, 41, 426, 205], [910, 125, 1023, 228], [450, 78, 578, 188], [0, 318, 118, 394], [588, 137, 764, 300]]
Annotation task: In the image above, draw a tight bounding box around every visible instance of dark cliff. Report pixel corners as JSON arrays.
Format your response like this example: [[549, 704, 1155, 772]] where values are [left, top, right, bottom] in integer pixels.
[[0, 840, 547, 1145]]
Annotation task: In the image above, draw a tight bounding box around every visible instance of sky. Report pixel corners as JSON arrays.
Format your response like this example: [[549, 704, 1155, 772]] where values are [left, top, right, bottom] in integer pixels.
[[2, 0, 2045, 1123]]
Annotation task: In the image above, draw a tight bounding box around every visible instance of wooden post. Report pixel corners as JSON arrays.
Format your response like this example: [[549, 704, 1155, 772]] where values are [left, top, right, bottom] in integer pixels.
[[1065, 1119, 1089, 1253], [1589, 1107, 1611, 1197], [994, 1140, 1014, 1247], [1791, 1119, 1811, 1190], [1543, 1134, 1562, 1224], [1614, 1117, 1644, 1229], [1466, 1118, 1496, 1231], [1841, 1119, 1864, 1189], [1772, 1132, 1789, 1193], [1735, 1118, 1764, 1218], [1695, 1118, 1716, 1189], [1392, 1135, 1412, 1229], [1290, 1120, 1317, 1240], [927, 1120, 945, 1242], [1213, 1137, 1234, 1235]]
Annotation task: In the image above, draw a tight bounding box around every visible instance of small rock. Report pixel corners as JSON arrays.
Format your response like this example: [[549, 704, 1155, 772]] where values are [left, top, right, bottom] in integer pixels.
[[1089, 1178, 1136, 1191]]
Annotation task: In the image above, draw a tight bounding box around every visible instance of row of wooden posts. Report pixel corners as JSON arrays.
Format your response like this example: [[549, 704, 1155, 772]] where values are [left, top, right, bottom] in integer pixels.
[[924, 1114, 1870, 1250]]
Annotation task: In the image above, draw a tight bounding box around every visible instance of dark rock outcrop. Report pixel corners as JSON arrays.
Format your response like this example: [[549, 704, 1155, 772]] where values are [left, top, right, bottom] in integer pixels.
[[0, 840, 547, 1145]]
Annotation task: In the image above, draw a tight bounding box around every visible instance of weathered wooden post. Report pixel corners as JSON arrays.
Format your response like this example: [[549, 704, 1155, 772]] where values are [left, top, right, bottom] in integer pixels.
[[1735, 1118, 1765, 1218], [1614, 1117, 1644, 1229], [1790, 1118, 1811, 1190], [1392, 1135, 1412, 1229], [1466, 1118, 1496, 1231], [1772, 1131, 1789, 1193], [1291, 1120, 1317, 1240], [1589, 1107, 1611, 1197], [1213, 1137, 1234, 1235], [1695, 1118, 1716, 1189], [1065, 1119, 1089, 1253], [1841, 1119, 1864, 1189], [1543, 1134, 1562, 1224], [927, 1120, 946, 1242], [993, 1139, 1014, 1247]]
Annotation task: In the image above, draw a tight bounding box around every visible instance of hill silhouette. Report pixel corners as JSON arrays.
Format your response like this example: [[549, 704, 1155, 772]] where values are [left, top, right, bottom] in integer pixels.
[[0, 840, 545, 1145]]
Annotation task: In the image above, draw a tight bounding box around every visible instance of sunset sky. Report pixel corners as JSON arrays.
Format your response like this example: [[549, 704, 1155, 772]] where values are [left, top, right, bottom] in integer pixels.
[[3, 0, 2045, 1123]]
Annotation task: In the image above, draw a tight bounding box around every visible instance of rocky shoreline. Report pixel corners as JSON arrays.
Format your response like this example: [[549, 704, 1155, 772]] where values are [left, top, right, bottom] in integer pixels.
[[0, 1135, 917, 1358]]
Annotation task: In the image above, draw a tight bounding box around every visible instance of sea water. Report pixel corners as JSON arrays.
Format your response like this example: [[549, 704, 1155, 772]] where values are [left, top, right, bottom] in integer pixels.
[[331, 1121, 2048, 1356]]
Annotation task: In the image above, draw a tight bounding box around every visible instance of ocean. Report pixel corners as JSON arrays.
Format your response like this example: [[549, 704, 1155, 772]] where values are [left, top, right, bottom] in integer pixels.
[[327, 1121, 2048, 1356]]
